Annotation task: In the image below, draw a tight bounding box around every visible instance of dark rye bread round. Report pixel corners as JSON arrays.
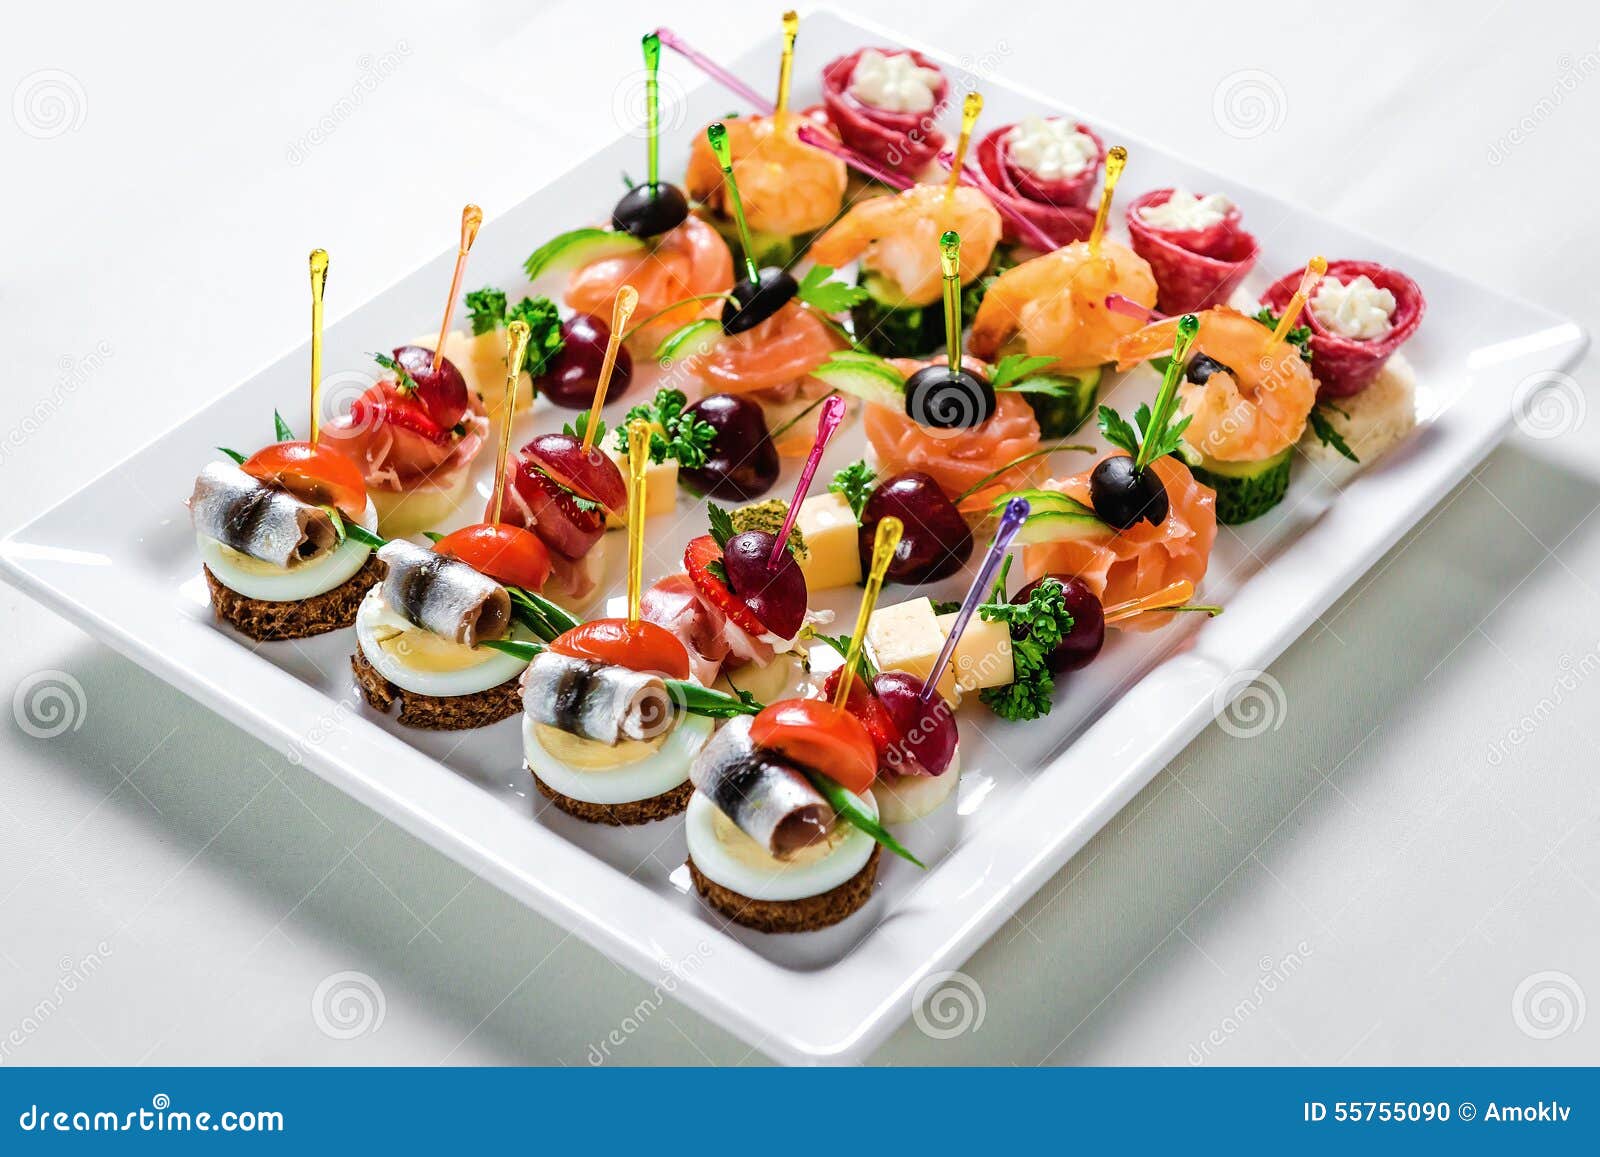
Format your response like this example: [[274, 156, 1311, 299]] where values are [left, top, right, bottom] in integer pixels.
[[688, 845, 881, 934], [350, 647, 522, 730], [204, 554, 384, 642], [532, 771, 692, 825]]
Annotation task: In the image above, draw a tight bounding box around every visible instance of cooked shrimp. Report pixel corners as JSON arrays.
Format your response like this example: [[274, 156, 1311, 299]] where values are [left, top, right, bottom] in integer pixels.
[[567, 215, 733, 344], [1023, 455, 1216, 633], [864, 356, 1042, 502], [686, 114, 847, 238], [1114, 307, 1316, 461], [808, 184, 1002, 306], [969, 240, 1157, 371]]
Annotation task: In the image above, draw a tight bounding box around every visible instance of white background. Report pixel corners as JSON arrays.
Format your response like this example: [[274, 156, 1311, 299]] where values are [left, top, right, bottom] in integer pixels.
[[2, 0, 1597, 1065]]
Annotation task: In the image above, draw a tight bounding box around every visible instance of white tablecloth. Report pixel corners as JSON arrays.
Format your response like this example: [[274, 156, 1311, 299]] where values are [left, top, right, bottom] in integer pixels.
[[2, 0, 1596, 1065]]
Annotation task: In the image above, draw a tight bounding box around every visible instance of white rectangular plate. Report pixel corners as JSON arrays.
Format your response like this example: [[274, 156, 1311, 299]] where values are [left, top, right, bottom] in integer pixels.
[[1, 8, 1585, 1064]]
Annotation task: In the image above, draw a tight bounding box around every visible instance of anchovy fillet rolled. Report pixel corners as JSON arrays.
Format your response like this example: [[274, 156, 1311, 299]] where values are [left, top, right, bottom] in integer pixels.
[[522, 652, 675, 745], [190, 461, 338, 568], [376, 540, 511, 646], [689, 716, 835, 859]]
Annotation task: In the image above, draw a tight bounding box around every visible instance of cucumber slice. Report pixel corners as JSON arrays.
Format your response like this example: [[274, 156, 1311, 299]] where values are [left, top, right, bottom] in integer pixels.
[[991, 489, 1096, 517], [1006, 366, 1104, 437], [524, 228, 646, 281], [850, 262, 993, 358], [655, 319, 724, 364], [1185, 445, 1293, 525], [703, 213, 814, 271], [810, 353, 906, 410], [1013, 508, 1111, 545]]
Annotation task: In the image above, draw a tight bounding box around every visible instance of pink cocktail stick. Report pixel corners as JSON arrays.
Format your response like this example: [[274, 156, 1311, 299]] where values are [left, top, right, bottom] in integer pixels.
[[796, 124, 912, 191], [655, 27, 774, 115], [1105, 293, 1164, 322], [768, 394, 847, 569]]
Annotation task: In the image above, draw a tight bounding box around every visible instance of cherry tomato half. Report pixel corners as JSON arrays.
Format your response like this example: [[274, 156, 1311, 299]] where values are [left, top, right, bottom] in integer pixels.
[[241, 441, 367, 520], [550, 618, 691, 680], [433, 523, 552, 593], [750, 698, 877, 795]]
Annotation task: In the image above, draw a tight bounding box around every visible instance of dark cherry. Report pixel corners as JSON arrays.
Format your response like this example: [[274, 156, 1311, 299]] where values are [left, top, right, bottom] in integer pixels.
[[721, 529, 807, 639], [1017, 575, 1105, 672], [611, 181, 690, 240], [1186, 353, 1232, 386], [392, 344, 469, 429], [537, 314, 633, 410], [859, 471, 973, 584], [1089, 454, 1169, 529], [872, 670, 959, 777], [678, 393, 780, 500], [721, 267, 798, 335], [903, 365, 996, 429]]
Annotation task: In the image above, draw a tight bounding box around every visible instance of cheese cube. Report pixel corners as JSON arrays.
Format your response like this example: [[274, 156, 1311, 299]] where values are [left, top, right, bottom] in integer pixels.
[[935, 611, 1014, 692], [866, 597, 958, 704], [604, 455, 679, 528], [795, 492, 862, 590]]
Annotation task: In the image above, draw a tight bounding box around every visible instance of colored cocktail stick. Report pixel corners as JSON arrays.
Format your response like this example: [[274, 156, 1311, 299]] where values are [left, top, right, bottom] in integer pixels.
[[919, 496, 1031, 703], [1087, 146, 1127, 257], [1134, 313, 1199, 473], [643, 32, 663, 187], [1266, 256, 1328, 350], [308, 248, 328, 442], [580, 285, 638, 451], [936, 147, 1057, 251], [1105, 293, 1161, 322], [707, 121, 762, 284], [625, 418, 651, 622], [797, 123, 912, 190], [832, 516, 903, 710], [655, 27, 774, 113], [945, 91, 982, 199], [489, 320, 531, 524], [774, 11, 799, 124], [433, 204, 483, 373], [940, 230, 964, 376], [767, 394, 847, 569]]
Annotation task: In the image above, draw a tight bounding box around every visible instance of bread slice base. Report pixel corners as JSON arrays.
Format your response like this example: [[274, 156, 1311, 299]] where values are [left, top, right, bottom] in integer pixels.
[[351, 647, 521, 730], [531, 771, 692, 826], [687, 845, 881, 934], [204, 553, 382, 642]]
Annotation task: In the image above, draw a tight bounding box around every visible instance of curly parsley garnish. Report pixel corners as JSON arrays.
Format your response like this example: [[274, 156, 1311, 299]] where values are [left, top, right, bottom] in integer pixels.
[[829, 459, 877, 521], [464, 287, 566, 377], [610, 388, 716, 469], [977, 563, 1074, 722]]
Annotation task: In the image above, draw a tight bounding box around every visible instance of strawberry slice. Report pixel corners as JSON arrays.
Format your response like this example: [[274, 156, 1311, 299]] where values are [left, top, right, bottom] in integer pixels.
[[684, 535, 767, 637], [821, 667, 906, 763]]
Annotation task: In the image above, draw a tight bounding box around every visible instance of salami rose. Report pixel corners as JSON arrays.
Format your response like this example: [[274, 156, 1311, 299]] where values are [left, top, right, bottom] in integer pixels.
[[971, 122, 1105, 250], [1126, 188, 1259, 314], [1261, 259, 1425, 398], [820, 48, 948, 180]]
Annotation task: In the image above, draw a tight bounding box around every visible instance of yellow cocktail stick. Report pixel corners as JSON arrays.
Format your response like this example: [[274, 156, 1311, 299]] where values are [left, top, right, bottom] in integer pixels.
[[582, 286, 638, 451], [1087, 145, 1127, 257], [1266, 256, 1328, 350], [832, 516, 903, 710], [945, 91, 982, 199], [433, 204, 483, 373], [625, 418, 651, 623], [489, 320, 531, 524], [308, 248, 328, 442], [774, 11, 799, 125]]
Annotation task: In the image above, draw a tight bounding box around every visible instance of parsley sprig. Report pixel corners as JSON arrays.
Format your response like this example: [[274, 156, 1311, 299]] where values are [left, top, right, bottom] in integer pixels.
[[609, 388, 716, 469], [1253, 307, 1314, 364], [795, 264, 869, 314], [465, 287, 566, 377], [829, 459, 877, 521], [990, 354, 1061, 391], [976, 560, 1074, 722]]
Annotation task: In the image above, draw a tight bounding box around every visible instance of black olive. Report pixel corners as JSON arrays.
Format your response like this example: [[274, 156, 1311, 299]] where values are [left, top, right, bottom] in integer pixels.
[[721, 267, 798, 334], [1186, 353, 1233, 385], [610, 182, 690, 240], [1089, 454, 1169, 529], [903, 365, 996, 429]]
